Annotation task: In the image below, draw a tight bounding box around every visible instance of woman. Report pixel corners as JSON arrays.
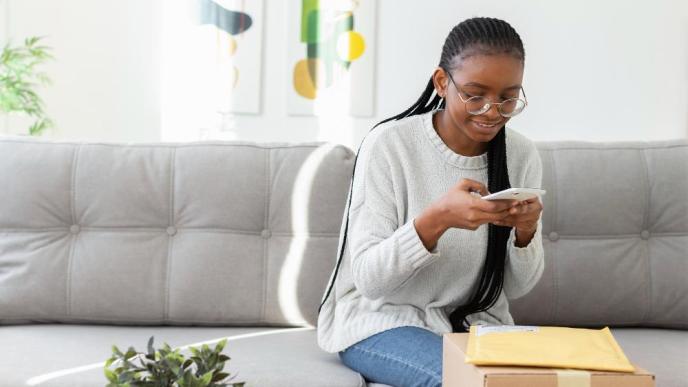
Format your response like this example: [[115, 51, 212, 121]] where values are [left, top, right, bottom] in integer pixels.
[[317, 16, 545, 387]]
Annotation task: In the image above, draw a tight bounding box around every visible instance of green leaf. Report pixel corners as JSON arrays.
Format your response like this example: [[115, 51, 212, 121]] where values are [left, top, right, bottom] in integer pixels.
[[147, 336, 155, 356], [199, 371, 213, 385], [123, 347, 139, 360], [103, 367, 118, 382], [211, 372, 229, 382], [118, 371, 134, 383], [215, 339, 227, 353], [112, 345, 124, 356]]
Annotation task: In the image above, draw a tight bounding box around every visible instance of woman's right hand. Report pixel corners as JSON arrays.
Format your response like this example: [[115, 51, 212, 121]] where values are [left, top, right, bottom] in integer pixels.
[[433, 178, 516, 231], [414, 178, 516, 251]]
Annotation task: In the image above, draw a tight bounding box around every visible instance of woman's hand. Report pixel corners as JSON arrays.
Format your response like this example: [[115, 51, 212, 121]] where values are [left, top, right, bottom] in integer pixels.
[[492, 197, 543, 247], [492, 197, 542, 231], [433, 178, 516, 231], [415, 178, 515, 251]]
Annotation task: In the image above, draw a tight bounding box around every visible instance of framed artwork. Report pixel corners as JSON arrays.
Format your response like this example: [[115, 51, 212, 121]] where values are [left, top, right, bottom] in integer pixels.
[[197, 0, 264, 114], [287, 0, 376, 117], [162, 0, 264, 140]]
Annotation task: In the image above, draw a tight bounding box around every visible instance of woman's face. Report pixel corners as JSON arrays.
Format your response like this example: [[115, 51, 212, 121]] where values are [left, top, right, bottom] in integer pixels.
[[434, 54, 525, 144]]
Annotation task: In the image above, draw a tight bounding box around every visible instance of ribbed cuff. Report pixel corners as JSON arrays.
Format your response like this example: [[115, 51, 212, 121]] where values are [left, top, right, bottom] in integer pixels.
[[508, 224, 542, 259], [396, 218, 441, 270]]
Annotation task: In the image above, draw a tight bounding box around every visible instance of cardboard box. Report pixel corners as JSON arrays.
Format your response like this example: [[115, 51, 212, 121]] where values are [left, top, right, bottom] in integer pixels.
[[443, 333, 655, 387]]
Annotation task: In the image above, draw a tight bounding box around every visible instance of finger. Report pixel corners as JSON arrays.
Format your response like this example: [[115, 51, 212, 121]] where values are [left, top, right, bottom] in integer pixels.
[[510, 202, 530, 215], [524, 197, 542, 206], [493, 218, 515, 227], [475, 199, 513, 213], [517, 201, 543, 217], [458, 179, 489, 196], [477, 209, 513, 224], [509, 211, 541, 226], [509, 204, 520, 215], [522, 203, 531, 214], [495, 199, 520, 208]]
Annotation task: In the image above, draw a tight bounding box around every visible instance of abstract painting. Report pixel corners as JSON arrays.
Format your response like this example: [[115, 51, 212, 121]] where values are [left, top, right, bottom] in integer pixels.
[[287, 0, 375, 116], [197, 0, 263, 114]]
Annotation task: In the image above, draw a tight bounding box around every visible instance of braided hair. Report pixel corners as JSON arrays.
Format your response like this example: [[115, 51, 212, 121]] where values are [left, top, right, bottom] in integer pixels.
[[318, 17, 526, 333]]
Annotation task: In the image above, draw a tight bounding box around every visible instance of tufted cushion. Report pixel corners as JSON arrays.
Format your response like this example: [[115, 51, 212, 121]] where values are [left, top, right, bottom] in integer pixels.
[[510, 140, 688, 329], [1, 137, 686, 330], [0, 138, 354, 327]]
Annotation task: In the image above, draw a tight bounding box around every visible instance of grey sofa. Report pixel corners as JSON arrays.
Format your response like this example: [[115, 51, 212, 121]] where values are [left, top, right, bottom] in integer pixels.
[[0, 137, 686, 387]]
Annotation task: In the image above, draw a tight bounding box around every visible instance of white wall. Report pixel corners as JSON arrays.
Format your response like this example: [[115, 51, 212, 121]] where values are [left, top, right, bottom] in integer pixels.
[[4, 0, 161, 142], [4, 0, 688, 149]]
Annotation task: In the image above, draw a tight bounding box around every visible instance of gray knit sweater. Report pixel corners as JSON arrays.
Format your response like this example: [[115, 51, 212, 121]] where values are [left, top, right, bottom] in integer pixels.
[[317, 110, 545, 353]]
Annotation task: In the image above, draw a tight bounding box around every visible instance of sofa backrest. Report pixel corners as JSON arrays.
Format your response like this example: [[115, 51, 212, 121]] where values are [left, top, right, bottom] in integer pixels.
[[0, 138, 353, 327], [510, 140, 688, 329], [1, 137, 686, 330]]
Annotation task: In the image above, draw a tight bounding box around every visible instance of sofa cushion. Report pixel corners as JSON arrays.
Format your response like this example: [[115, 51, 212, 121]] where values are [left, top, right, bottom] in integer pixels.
[[0, 324, 683, 387], [0, 139, 354, 327], [0, 325, 366, 387], [510, 140, 688, 329], [611, 328, 688, 387]]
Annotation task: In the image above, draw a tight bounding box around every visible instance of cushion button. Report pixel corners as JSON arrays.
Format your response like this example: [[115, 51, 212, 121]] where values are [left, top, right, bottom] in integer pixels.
[[261, 229, 272, 239], [69, 225, 80, 234], [641, 230, 650, 240], [166, 226, 177, 236], [548, 231, 559, 241]]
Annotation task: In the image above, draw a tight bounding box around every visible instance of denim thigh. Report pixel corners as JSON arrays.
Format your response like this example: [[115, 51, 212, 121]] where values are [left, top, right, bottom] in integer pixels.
[[338, 326, 442, 387]]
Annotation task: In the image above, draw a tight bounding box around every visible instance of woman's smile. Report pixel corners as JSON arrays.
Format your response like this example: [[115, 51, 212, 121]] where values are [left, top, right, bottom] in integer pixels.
[[470, 119, 503, 134]]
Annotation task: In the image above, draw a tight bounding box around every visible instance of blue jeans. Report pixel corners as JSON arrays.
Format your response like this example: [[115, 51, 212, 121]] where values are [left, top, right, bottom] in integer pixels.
[[338, 326, 443, 387]]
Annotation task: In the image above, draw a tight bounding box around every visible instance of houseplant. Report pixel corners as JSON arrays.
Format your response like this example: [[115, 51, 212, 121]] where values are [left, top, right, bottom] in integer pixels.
[[0, 36, 53, 136], [104, 336, 245, 387]]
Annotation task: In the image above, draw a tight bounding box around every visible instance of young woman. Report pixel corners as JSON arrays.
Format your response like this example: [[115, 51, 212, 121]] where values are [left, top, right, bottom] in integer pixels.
[[317, 17, 545, 387]]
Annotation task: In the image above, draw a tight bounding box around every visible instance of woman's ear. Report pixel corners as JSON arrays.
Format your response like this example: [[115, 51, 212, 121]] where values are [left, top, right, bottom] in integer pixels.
[[432, 67, 448, 98]]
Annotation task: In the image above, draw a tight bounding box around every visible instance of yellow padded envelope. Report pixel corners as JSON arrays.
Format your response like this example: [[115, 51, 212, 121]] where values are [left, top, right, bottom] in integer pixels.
[[465, 325, 635, 372]]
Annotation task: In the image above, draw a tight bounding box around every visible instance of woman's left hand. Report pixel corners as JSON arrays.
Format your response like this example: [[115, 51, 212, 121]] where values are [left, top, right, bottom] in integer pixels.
[[491, 197, 543, 232]]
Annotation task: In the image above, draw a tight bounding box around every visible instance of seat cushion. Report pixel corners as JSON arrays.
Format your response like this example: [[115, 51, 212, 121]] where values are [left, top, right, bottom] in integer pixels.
[[0, 325, 365, 387], [2, 325, 681, 387], [610, 328, 688, 387]]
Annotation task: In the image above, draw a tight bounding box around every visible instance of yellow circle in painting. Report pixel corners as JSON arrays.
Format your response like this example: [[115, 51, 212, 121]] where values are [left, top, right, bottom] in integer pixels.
[[336, 31, 365, 61], [293, 58, 325, 99]]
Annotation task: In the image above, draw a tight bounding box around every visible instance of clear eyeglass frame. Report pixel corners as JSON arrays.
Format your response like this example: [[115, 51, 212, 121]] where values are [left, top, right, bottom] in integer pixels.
[[446, 72, 528, 118]]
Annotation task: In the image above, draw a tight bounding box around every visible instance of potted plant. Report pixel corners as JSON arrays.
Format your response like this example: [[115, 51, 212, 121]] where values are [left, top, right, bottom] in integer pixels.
[[0, 36, 53, 136], [104, 336, 245, 387]]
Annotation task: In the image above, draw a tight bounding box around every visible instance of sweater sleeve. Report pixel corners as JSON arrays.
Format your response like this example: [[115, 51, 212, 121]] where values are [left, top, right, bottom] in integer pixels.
[[347, 139, 440, 300], [503, 144, 546, 300]]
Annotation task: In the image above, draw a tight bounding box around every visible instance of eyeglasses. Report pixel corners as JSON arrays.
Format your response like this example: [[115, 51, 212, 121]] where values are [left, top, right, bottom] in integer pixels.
[[446, 72, 528, 118]]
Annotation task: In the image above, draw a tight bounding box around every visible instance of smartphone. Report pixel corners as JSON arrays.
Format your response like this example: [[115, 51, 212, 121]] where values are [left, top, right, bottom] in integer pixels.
[[480, 187, 546, 201]]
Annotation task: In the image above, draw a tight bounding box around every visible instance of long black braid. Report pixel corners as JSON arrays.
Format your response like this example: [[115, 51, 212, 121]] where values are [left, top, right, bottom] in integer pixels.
[[318, 17, 526, 333]]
